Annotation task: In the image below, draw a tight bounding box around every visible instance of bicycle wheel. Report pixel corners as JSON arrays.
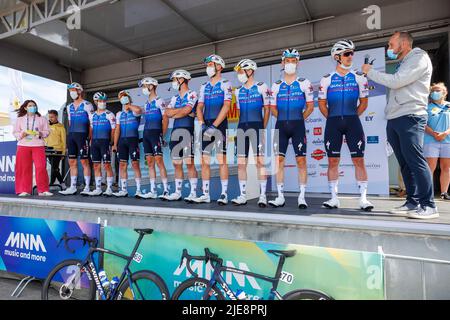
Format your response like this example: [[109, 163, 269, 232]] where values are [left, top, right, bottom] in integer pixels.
[[171, 278, 225, 300], [42, 259, 96, 300], [282, 289, 333, 300], [115, 270, 170, 300]]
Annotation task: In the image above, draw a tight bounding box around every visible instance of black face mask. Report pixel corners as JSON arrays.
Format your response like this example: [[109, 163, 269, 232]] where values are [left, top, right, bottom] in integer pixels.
[[49, 120, 58, 125]]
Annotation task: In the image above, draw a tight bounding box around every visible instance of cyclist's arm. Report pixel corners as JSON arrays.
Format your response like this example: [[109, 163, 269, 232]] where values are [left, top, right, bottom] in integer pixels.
[[172, 105, 194, 119], [318, 76, 330, 118], [357, 97, 369, 116], [162, 114, 169, 135], [318, 99, 328, 118], [213, 100, 230, 127], [270, 82, 279, 118], [356, 73, 370, 116], [303, 101, 315, 119], [301, 79, 315, 119], [196, 102, 205, 124]]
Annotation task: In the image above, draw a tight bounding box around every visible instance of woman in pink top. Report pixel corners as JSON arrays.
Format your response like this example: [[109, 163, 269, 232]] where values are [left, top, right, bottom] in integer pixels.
[[13, 100, 53, 196]]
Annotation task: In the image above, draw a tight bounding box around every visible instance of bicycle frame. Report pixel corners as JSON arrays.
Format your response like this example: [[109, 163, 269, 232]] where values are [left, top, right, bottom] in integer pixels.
[[200, 255, 287, 301], [71, 232, 146, 300]]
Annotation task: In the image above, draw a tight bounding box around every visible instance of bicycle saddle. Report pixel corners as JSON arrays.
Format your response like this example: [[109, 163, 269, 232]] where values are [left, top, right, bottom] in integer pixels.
[[268, 249, 296, 258], [134, 228, 154, 235]]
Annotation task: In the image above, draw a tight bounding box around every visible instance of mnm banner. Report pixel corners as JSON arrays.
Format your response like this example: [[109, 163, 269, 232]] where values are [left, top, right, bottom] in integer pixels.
[[0, 216, 101, 279], [0, 141, 17, 194], [104, 227, 384, 300]]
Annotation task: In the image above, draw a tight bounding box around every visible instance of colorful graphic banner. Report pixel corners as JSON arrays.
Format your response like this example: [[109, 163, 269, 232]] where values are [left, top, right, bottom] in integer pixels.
[[104, 226, 384, 300], [0, 216, 100, 279], [0, 141, 17, 194]]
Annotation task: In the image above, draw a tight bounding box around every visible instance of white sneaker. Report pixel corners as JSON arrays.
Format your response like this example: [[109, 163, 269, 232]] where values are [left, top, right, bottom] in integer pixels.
[[184, 194, 197, 203], [257, 194, 267, 208], [359, 198, 374, 211], [166, 192, 182, 201], [408, 206, 439, 220], [298, 195, 308, 209], [269, 196, 285, 207], [134, 190, 144, 198], [217, 193, 228, 205], [389, 202, 419, 215], [113, 190, 128, 197], [38, 191, 53, 197], [192, 194, 211, 203], [159, 191, 170, 200], [18, 192, 30, 197], [80, 187, 90, 196], [88, 189, 103, 196], [232, 194, 247, 205], [138, 191, 157, 199], [59, 186, 77, 195], [103, 188, 113, 197], [323, 198, 340, 209]]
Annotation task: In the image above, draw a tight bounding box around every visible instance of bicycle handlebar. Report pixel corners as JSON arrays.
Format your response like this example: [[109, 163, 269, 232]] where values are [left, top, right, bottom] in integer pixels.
[[57, 232, 98, 254], [179, 248, 223, 277]]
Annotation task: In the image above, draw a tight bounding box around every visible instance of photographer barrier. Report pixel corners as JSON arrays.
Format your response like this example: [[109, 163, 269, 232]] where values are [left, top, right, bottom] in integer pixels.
[[103, 226, 385, 300]]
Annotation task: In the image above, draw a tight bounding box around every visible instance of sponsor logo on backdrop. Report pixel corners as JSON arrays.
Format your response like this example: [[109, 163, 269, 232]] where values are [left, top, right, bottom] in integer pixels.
[[4, 232, 47, 262], [319, 164, 329, 168], [305, 117, 324, 124], [307, 164, 317, 169], [367, 136, 379, 144], [308, 171, 318, 177], [312, 138, 324, 145], [311, 149, 326, 160], [366, 163, 381, 169], [365, 112, 376, 122], [313, 127, 322, 136]]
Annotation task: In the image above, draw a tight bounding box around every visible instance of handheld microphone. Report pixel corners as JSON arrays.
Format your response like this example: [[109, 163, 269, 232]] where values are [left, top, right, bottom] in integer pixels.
[[364, 54, 370, 65]]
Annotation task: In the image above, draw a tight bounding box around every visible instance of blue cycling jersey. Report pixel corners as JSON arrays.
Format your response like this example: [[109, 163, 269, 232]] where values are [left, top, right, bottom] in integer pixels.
[[168, 90, 198, 129], [271, 78, 314, 121], [68, 101, 93, 133], [116, 109, 141, 138], [318, 71, 369, 118], [235, 82, 271, 124], [198, 79, 233, 121], [89, 111, 115, 140], [144, 97, 165, 130]]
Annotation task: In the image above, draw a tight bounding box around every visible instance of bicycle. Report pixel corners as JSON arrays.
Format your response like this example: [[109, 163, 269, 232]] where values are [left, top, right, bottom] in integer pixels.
[[41, 228, 169, 300], [171, 248, 333, 300]]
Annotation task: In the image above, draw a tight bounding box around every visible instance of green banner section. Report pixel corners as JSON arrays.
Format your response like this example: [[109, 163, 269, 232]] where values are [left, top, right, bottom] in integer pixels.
[[104, 227, 384, 300]]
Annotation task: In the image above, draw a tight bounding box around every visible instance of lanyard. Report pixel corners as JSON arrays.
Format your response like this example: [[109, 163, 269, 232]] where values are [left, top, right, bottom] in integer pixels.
[[26, 114, 36, 131], [431, 102, 449, 129]]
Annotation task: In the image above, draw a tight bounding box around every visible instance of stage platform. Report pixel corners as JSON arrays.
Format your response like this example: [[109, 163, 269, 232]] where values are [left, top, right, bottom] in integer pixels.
[[1, 193, 450, 299]]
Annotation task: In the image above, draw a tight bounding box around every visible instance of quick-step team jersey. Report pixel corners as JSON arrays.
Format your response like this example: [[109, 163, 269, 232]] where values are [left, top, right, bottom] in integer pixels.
[[235, 82, 271, 124], [143, 96, 166, 131], [67, 100, 94, 133], [168, 90, 198, 129], [89, 111, 116, 140], [270, 78, 314, 121], [198, 79, 232, 121], [116, 108, 141, 138], [318, 70, 369, 117]]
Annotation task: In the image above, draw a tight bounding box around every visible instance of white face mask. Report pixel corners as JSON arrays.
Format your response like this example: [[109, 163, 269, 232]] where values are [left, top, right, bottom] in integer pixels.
[[206, 66, 216, 78], [284, 63, 297, 75], [142, 87, 151, 96], [70, 91, 79, 100], [120, 97, 130, 105], [340, 63, 353, 70], [97, 102, 106, 110], [172, 81, 180, 91], [237, 73, 248, 84]]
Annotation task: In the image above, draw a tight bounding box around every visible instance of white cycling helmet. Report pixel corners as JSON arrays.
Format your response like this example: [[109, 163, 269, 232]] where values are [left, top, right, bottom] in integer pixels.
[[281, 48, 300, 60], [138, 76, 158, 87], [67, 82, 83, 91], [170, 69, 191, 80], [203, 54, 225, 68], [331, 39, 355, 58], [234, 59, 258, 72], [118, 90, 131, 98], [93, 91, 107, 101]]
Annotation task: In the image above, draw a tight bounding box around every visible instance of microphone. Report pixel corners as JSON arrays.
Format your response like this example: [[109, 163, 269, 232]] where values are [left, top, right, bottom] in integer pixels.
[[364, 54, 370, 65]]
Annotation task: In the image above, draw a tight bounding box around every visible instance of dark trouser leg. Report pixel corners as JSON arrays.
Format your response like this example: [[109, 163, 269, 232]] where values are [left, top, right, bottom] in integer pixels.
[[50, 157, 63, 184]]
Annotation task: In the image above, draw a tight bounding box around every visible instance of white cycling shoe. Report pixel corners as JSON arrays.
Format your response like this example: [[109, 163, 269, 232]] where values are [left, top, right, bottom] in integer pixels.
[[137, 191, 157, 199], [257, 194, 267, 208], [192, 194, 211, 203], [359, 198, 374, 211], [166, 192, 182, 201], [184, 193, 197, 203], [217, 193, 228, 205], [298, 195, 308, 209], [159, 191, 170, 200], [268, 196, 285, 207], [113, 190, 128, 197], [59, 186, 77, 195], [80, 187, 90, 196], [103, 188, 113, 197], [88, 189, 103, 196], [232, 194, 247, 206], [322, 198, 340, 209]]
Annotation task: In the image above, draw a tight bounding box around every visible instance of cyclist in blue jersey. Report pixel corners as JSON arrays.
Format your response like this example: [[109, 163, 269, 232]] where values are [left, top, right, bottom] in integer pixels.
[[87, 92, 116, 196], [193, 54, 232, 205], [112, 90, 143, 198], [268, 48, 314, 209], [59, 82, 93, 196], [318, 40, 374, 211], [163, 69, 199, 202], [137, 76, 170, 200], [231, 59, 270, 207]]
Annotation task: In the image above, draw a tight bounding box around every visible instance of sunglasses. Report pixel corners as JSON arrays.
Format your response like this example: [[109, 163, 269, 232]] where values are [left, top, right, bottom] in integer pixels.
[[341, 51, 354, 57]]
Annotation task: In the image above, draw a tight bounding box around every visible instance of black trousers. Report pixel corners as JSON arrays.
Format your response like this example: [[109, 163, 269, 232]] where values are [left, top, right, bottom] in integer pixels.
[[48, 154, 64, 185]]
